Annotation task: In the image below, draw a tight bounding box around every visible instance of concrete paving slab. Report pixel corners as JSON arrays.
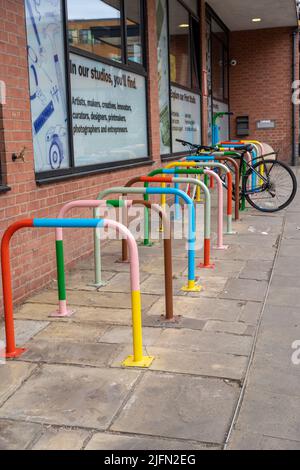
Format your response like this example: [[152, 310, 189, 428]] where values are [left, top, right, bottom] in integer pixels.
[[234, 215, 284, 234], [16, 303, 133, 325], [142, 314, 206, 331], [72, 307, 134, 325], [85, 432, 218, 450], [30, 290, 156, 309], [140, 256, 187, 276], [267, 284, 300, 307], [20, 339, 121, 368], [28, 290, 158, 311], [58, 270, 115, 291], [99, 326, 163, 346], [15, 303, 72, 321], [112, 346, 247, 381], [155, 329, 252, 356], [34, 322, 108, 343], [0, 320, 49, 346], [112, 372, 240, 444], [96, 272, 149, 293], [194, 276, 228, 298], [190, 260, 245, 279], [254, 324, 300, 357], [102, 259, 131, 273], [32, 428, 90, 450], [272, 273, 300, 288], [239, 260, 273, 281], [234, 387, 300, 442], [0, 419, 42, 450], [220, 279, 268, 302], [283, 222, 300, 240], [237, 302, 262, 325], [275, 256, 300, 277], [203, 321, 254, 336], [285, 212, 300, 224], [147, 296, 245, 322], [149, 348, 247, 381], [223, 234, 279, 246], [0, 364, 140, 430], [77, 243, 122, 267], [139, 275, 193, 297], [262, 304, 300, 327], [246, 356, 300, 398], [228, 430, 300, 450], [0, 362, 37, 406], [211, 245, 276, 261], [279, 239, 300, 257]]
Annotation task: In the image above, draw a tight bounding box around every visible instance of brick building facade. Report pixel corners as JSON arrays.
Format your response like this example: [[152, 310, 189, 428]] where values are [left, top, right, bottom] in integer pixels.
[[229, 27, 299, 158], [0, 0, 299, 311]]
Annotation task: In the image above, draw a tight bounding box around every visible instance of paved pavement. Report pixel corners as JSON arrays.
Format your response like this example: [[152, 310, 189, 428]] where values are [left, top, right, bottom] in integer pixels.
[[0, 171, 300, 450]]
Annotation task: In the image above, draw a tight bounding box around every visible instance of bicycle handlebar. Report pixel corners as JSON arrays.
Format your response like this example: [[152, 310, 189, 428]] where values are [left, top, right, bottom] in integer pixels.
[[176, 139, 218, 153]]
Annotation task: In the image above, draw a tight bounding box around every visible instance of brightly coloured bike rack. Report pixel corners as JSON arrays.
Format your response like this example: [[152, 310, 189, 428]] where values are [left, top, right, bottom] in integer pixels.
[[1, 218, 154, 368], [94, 186, 200, 292], [125, 174, 213, 267]]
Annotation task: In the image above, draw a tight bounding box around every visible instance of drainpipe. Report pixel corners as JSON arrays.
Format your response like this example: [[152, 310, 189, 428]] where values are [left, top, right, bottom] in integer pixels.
[[292, 29, 299, 166]]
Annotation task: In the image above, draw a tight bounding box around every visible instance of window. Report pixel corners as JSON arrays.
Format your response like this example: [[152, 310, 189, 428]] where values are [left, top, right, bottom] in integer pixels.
[[67, 0, 123, 63], [67, 0, 145, 69], [79, 29, 92, 45], [207, 11, 229, 103], [68, 29, 79, 45], [169, 1, 190, 89], [206, 6, 230, 144], [183, 0, 198, 16], [211, 35, 224, 101], [24, 0, 149, 181], [191, 17, 200, 90], [157, 0, 202, 157], [126, 0, 143, 65]]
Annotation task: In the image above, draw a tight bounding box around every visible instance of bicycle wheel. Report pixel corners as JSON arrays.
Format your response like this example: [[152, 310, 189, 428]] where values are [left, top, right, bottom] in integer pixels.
[[244, 159, 297, 212]]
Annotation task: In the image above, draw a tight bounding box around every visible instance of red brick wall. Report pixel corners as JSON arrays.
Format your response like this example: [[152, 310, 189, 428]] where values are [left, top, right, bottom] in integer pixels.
[[0, 0, 161, 311], [229, 27, 298, 162]]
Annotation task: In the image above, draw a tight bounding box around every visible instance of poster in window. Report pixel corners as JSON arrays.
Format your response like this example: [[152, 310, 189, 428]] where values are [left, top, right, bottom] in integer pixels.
[[156, 0, 171, 155], [70, 53, 148, 166], [25, 0, 70, 172], [171, 86, 201, 153]]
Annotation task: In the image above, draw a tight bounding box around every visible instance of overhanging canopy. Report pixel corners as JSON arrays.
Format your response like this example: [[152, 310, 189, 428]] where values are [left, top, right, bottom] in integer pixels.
[[207, 0, 298, 31]]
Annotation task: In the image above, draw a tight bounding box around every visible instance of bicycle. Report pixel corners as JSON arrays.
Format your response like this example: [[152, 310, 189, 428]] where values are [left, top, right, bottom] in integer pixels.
[[176, 139, 297, 213]]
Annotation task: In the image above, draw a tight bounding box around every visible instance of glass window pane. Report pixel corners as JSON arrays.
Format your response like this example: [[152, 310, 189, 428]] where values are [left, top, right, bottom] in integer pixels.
[[211, 18, 227, 45], [191, 18, 200, 89], [126, 0, 143, 65], [67, 0, 123, 63], [224, 48, 229, 100], [211, 35, 224, 101], [182, 0, 198, 16], [169, 0, 190, 88]]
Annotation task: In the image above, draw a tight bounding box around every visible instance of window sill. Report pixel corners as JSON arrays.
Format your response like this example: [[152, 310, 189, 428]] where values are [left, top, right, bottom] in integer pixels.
[[0, 185, 11, 194], [36, 159, 155, 186]]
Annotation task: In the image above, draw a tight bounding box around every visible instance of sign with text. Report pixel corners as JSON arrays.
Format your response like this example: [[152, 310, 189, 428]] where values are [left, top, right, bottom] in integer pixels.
[[171, 87, 201, 154], [256, 120, 276, 130], [70, 54, 148, 167]]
